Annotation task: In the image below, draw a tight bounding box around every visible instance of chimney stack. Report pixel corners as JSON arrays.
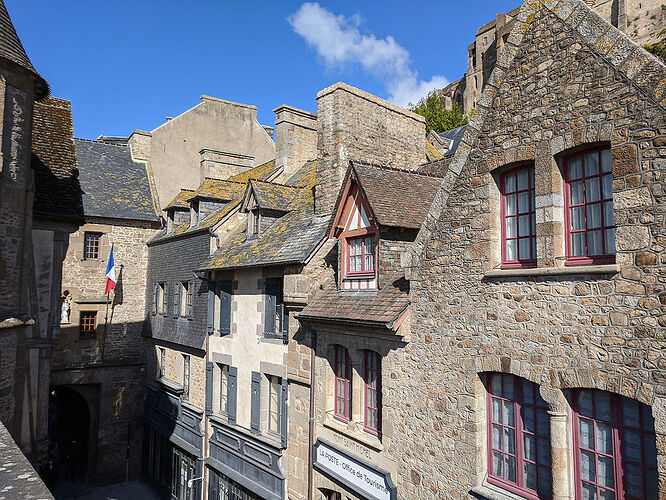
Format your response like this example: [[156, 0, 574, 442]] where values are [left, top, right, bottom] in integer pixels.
[[273, 105, 317, 180], [199, 149, 254, 182], [314, 82, 426, 217]]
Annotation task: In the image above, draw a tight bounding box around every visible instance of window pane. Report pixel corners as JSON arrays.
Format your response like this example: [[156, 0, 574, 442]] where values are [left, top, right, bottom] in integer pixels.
[[597, 455, 614, 488], [622, 398, 640, 427], [493, 424, 502, 450], [601, 149, 611, 173], [570, 181, 584, 205], [524, 462, 536, 491], [524, 434, 535, 461], [518, 191, 530, 213], [622, 429, 642, 462], [536, 437, 550, 466], [522, 380, 534, 404], [517, 169, 529, 191], [502, 375, 514, 400], [588, 230, 603, 256], [580, 418, 595, 449], [580, 449, 596, 481], [598, 488, 614, 500], [643, 433, 657, 468], [537, 465, 552, 496], [594, 391, 611, 422], [536, 408, 549, 437], [506, 217, 517, 238], [624, 463, 644, 497], [602, 174, 613, 199], [518, 214, 531, 236], [504, 427, 515, 454], [506, 239, 517, 261], [585, 152, 599, 176], [524, 407, 535, 434], [569, 158, 583, 180], [492, 398, 502, 423], [646, 469, 658, 498], [603, 201, 614, 227], [490, 374, 501, 396], [493, 451, 503, 477], [503, 401, 515, 426], [596, 422, 612, 455], [505, 455, 516, 483], [519, 238, 532, 261], [505, 194, 516, 216], [581, 482, 597, 500], [571, 206, 585, 231], [604, 229, 615, 256], [586, 204, 602, 229], [586, 177, 601, 203], [505, 173, 516, 192]]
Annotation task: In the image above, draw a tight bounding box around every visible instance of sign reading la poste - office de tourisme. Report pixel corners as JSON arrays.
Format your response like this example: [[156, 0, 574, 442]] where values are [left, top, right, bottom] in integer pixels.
[[312, 439, 396, 500]]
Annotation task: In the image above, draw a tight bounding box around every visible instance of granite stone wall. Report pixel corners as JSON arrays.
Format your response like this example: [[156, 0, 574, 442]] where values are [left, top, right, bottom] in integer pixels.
[[401, 1, 666, 498]]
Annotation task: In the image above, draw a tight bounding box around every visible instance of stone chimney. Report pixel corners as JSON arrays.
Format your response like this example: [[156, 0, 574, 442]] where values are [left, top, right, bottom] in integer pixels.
[[273, 105, 317, 180], [199, 149, 254, 182], [128, 129, 152, 164], [314, 82, 426, 216]]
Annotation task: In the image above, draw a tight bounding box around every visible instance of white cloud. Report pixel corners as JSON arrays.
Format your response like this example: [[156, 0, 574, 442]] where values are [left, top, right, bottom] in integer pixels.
[[287, 3, 448, 107]]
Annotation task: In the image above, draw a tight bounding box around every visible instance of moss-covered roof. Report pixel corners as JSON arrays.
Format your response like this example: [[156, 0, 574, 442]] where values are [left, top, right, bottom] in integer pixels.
[[228, 159, 277, 183], [199, 161, 329, 270], [247, 179, 301, 212], [164, 189, 195, 210], [187, 178, 246, 202]]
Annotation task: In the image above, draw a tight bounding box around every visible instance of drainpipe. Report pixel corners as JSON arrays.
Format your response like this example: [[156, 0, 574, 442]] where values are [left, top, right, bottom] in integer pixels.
[[307, 327, 316, 500]]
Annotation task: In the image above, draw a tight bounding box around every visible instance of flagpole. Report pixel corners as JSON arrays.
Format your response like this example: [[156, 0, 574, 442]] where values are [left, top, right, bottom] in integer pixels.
[[101, 244, 114, 362]]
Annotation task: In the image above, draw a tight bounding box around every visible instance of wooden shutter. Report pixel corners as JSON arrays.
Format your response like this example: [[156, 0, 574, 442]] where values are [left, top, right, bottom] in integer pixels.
[[227, 366, 238, 424], [218, 281, 232, 336], [207, 280, 215, 334], [205, 362, 213, 415], [250, 371, 261, 433], [173, 283, 180, 318], [280, 377, 288, 447], [264, 279, 276, 337]]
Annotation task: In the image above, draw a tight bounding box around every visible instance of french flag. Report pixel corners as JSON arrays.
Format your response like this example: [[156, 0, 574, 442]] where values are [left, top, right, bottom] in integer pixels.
[[104, 246, 117, 295]]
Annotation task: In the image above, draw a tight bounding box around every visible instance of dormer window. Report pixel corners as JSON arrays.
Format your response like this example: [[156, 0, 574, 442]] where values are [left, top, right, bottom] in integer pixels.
[[166, 210, 175, 233], [248, 209, 260, 236], [346, 235, 375, 277], [190, 200, 199, 227]]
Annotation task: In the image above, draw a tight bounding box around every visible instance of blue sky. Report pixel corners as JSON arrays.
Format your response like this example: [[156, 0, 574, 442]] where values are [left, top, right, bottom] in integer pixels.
[[9, 1, 521, 140]]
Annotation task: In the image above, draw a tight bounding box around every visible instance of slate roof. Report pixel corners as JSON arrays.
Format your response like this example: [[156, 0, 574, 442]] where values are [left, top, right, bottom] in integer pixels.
[[199, 161, 329, 270], [299, 275, 409, 327], [150, 159, 282, 242], [0, 0, 48, 99], [31, 97, 84, 224], [418, 156, 453, 177], [438, 125, 468, 157], [187, 178, 245, 201], [74, 138, 159, 222], [248, 179, 301, 212], [351, 162, 444, 230], [164, 189, 195, 210]]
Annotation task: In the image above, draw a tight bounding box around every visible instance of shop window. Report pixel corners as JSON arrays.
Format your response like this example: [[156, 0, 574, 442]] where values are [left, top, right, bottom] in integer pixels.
[[500, 165, 536, 267], [564, 148, 615, 264], [486, 373, 551, 498], [334, 345, 351, 422], [79, 311, 97, 336], [363, 350, 381, 435], [573, 390, 657, 500], [83, 232, 101, 259]]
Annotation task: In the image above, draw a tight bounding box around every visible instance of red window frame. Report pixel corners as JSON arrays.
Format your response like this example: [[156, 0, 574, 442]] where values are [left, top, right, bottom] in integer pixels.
[[486, 373, 551, 499], [563, 147, 615, 265], [500, 165, 536, 268], [572, 390, 657, 500], [334, 345, 351, 422], [363, 350, 381, 436], [79, 311, 97, 336], [84, 232, 101, 259], [345, 234, 376, 277]]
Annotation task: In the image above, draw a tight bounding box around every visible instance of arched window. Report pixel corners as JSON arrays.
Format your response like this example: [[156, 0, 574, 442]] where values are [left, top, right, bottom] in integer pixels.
[[573, 390, 657, 500], [363, 350, 381, 435], [333, 345, 351, 421], [486, 373, 551, 498]]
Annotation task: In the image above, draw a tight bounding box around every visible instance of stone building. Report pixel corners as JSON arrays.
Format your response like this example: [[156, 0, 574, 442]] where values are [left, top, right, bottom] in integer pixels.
[[53, 135, 160, 486], [399, 0, 666, 498]]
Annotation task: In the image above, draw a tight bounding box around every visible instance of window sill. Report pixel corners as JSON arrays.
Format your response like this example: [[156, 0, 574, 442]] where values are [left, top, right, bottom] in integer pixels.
[[156, 377, 184, 395], [471, 483, 534, 500], [484, 263, 619, 279], [323, 415, 383, 452]]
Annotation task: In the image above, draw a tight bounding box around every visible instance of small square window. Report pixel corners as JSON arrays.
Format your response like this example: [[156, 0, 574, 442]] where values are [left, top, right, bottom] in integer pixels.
[[79, 311, 97, 336], [84, 232, 101, 259], [346, 235, 375, 277]]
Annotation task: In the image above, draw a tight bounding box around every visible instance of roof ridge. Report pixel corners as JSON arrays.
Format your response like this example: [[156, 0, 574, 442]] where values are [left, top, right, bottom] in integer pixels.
[[351, 160, 447, 179], [250, 178, 304, 189], [75, 137, 129, 148], [202, 177, 247, 185]]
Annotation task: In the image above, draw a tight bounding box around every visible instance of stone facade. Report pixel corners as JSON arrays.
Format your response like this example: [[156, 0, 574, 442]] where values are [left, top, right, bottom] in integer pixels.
[[403, 1, 666, 498]]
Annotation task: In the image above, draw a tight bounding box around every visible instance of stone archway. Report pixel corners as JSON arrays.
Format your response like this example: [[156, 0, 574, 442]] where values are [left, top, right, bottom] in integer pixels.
[[48, 386, 91, 484]]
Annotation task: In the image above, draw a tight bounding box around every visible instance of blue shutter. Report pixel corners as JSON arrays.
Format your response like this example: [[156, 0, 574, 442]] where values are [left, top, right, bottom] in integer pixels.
[[264, 279, 276, 337], [207, 280, 215, 334], [250, 371, 261, 433], [218, 281, 232, 336], [205, 362, 213, 415], [173, 283, 180, 318], [280, 377, 288, 447], [227, 366, 237, 424]]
